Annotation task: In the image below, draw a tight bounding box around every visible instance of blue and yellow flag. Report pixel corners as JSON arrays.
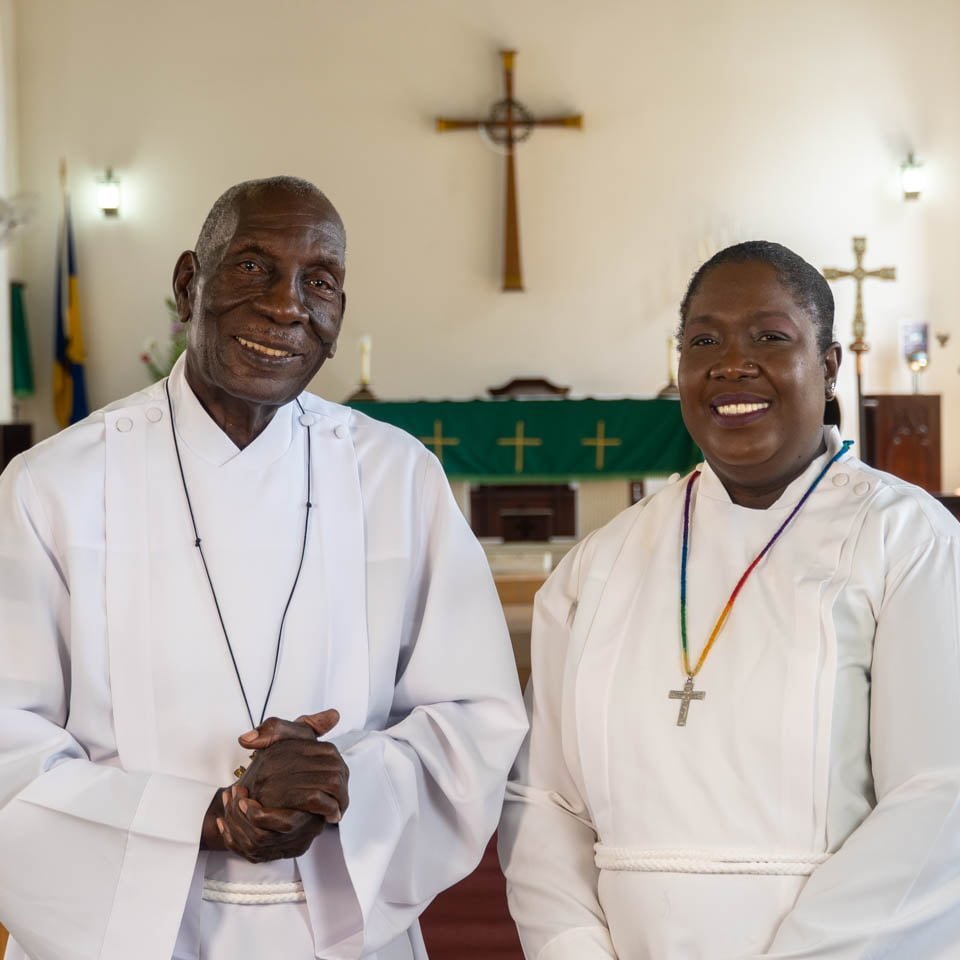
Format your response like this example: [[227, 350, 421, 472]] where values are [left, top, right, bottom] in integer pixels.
[[53, 183, 88, 427]]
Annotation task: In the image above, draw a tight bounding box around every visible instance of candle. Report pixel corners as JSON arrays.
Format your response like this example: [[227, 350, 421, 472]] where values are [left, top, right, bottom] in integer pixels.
[[359, 336, 372, 385]]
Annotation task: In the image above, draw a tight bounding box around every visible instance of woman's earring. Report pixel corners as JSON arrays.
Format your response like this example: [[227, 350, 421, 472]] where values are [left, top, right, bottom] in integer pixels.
[[825, 381, 836, 400]]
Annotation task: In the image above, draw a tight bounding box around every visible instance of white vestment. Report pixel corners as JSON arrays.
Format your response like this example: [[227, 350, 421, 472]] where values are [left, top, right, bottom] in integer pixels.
[[499, 427, 960, 959], [0, 357, 527, 960]]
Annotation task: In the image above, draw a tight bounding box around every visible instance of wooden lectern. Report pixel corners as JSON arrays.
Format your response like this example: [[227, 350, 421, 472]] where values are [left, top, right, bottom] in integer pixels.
[[861, 395, 940, 493]]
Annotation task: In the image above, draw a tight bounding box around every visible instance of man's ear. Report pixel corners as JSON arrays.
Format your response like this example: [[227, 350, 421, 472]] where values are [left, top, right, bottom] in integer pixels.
[[172, 251, 199, 323]]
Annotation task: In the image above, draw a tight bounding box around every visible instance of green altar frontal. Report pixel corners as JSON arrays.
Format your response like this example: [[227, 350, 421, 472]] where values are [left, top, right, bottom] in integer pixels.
[[350, 398, 699, 483]]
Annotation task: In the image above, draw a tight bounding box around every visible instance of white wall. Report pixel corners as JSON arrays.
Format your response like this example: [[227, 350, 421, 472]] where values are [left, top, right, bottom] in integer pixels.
[[0, 0, 17, 422], [12, 0, 960, 488]]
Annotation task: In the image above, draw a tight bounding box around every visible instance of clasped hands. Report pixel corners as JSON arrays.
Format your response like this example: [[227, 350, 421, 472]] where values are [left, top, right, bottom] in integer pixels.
[[202, 708, 349, 863]]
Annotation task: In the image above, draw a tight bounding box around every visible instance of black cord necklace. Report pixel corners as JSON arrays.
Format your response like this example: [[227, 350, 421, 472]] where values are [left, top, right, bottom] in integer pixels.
[[164, 378, 313, 731]]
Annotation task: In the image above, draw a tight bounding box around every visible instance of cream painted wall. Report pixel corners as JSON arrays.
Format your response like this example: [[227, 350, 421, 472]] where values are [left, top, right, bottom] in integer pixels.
[[0, 0, 17, 422], [10, 0, 960, 488]]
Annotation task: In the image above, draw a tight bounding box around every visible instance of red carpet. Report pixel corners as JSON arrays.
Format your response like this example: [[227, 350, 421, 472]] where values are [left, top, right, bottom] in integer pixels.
[[419, 835, 524, 959]]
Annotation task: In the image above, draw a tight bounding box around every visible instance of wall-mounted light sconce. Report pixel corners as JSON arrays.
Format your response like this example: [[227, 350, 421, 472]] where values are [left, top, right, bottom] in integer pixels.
[[900, 152, 924, 201], [96, 167, 121, 217]]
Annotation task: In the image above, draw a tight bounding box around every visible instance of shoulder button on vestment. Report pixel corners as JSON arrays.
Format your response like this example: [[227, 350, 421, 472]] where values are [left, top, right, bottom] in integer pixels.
[[334, 424, 348, 439], [299, 413, 316, 427], [832, 473, 849, 487], [145, 407, 163, 423], [116, 417, 133, 433], [854, 481, 871, 496]]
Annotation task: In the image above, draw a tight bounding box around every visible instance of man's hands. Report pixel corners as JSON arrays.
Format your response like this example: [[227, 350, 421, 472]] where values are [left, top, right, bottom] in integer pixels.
[[235, 737, 349, 821], [218, 785, 325, 862], [201, 709, 350, 864]]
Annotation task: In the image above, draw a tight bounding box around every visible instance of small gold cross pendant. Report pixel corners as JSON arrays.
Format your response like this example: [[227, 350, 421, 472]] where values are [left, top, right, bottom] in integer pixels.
[[233, 752, 256, 779]]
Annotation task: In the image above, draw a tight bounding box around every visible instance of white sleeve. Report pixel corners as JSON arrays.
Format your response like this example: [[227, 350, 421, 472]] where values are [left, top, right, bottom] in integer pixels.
[[301, 455, 528, 959], [498, 542, 618, 960], [0, 457, 216, 960], [749, 532, 960, 959]]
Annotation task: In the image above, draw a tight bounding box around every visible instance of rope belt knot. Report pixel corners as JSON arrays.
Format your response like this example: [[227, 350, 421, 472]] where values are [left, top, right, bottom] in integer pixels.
[[202, 878, 306, 904], [594, 844, 829, 876]]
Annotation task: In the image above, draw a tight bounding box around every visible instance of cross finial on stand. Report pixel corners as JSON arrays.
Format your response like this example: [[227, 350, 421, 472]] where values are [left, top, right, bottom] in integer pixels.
[[822, 237, 896, 445], [436, 50, 583, 291]]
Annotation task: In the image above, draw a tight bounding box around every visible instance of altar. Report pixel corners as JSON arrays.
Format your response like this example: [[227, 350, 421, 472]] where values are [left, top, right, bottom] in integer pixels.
[[350, 396, 697, 482], [351, 394, 698, 684], [350, 393, 698, 554]]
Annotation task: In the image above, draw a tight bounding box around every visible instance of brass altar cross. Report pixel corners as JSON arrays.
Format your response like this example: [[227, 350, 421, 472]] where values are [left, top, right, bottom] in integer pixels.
[[436, 50, 583, 291], [497, 420, 543, 473], [822, 237, 896, 398], [669, 677, 705, 727], [419, 419, 460, 463], [581, 419, 622, 470]]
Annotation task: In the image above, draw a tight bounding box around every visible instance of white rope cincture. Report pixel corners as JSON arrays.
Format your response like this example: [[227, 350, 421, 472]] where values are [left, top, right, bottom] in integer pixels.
[[202, 878, 307, 904], [594, 845, 830, 876]]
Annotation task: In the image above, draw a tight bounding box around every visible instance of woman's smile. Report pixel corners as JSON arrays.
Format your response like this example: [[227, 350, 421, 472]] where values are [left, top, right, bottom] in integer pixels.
[[678, 259, 840, 508]]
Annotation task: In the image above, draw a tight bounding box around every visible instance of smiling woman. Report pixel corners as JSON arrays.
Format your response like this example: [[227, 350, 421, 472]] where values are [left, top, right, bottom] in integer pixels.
[[677, 243, 841, 509], [499, 241, 960, 959]]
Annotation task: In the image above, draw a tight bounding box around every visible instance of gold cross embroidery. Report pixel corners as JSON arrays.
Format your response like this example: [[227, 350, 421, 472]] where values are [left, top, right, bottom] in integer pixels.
[[581, 419, 622, 470], [418, 419, 460, 463], [497, 420, 543, 473]]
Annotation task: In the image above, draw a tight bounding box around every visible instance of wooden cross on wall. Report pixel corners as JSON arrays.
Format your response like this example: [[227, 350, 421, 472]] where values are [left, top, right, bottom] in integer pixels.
[[436, 50, 583, 291]]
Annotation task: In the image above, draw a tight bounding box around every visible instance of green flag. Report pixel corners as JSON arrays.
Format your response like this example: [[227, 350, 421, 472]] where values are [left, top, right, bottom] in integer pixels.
[[11, 281, 35, 399]]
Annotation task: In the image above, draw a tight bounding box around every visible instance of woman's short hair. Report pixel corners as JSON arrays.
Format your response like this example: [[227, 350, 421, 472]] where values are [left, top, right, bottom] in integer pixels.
[[678, 240, 836, 354]]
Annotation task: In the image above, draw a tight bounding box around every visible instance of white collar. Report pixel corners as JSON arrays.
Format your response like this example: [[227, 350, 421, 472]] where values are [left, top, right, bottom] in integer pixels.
[[697, 425, 850, 509], [166, 353, 298, 469]]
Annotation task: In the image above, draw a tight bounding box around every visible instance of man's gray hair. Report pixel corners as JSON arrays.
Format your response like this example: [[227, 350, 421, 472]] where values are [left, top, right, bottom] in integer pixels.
[[194, 176, 342, 270]]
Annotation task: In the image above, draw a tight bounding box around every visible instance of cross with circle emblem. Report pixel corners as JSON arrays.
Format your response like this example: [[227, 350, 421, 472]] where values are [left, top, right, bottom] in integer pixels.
[[436, 50, 583, 291]]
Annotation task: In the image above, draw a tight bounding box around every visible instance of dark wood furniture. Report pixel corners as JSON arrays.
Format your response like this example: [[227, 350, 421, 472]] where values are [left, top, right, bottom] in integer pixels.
[[861, 394, 940, 493], [419, 836, 523, 959], [487, 376, 569, 398], [935, 495, 960, 522], [0, 423, 32, 472], [471, 484, 576, 541]]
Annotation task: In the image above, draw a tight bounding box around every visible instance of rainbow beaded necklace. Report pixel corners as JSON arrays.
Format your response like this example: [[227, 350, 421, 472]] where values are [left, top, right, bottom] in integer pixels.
[[668, 439, 854, 726]]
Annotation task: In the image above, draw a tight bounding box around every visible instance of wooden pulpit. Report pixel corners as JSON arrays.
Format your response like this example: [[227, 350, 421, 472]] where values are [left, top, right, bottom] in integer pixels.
[[861, 395, 940, 492], [471, 485, 576, 541]]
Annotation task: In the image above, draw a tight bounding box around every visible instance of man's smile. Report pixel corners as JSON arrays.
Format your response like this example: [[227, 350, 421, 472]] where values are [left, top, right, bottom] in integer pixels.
[[234, 335, 299, 359]]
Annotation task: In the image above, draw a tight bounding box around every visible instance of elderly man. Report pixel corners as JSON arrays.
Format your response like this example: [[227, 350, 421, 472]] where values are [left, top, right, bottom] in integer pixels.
[[0, 176, 526, 960]]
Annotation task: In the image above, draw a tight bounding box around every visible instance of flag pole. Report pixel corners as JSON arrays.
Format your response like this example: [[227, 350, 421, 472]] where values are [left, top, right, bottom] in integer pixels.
[[52, 155, 90, 428]]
